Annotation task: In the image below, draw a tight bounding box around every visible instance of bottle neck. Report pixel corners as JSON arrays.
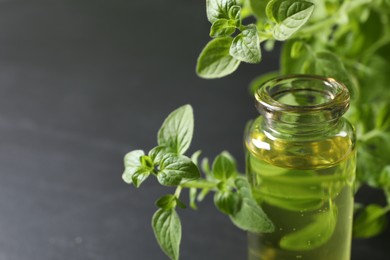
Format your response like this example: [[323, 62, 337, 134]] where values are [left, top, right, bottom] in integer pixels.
[[255, 75, 350, 135]]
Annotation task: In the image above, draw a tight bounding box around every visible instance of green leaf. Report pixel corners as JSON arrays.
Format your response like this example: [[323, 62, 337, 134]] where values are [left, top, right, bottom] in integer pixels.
[[197, 188, 211, 202], [122, 150, 145, 184], [266, 0, 314, 41], [157, 104, 194, 155], [196, 37, 240, 79], [290, 40, 303, 58], [230, 24, 261, 63], [149, 146, 167, 164], [353, 204, 389, 238], [152, 209, 181, 260], [212, 151, 237, 180], [230, 177, 274, 233], [201, 157, 213, 178], [156, 194, 177, 210], [189, 188, 198, 210], [132, 167, 151, 188], [158, 154, 200, 186], [206, 0, 237, 23], [315, 51, 358, 99], [190, 150, 202, 167], [140, 155, 153, 169], [210, 19, 237, 38], [214, 191, 241, 215], [280, 205, 338, 251], [228, 5, 241, 20]]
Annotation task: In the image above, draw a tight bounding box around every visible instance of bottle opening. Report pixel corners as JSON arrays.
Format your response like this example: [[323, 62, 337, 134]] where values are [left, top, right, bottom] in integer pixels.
[[255, 75, 350, 128]]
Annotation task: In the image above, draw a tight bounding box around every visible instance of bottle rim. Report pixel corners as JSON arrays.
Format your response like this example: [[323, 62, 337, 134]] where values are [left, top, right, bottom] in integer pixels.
[[255, 74, 350, 114]]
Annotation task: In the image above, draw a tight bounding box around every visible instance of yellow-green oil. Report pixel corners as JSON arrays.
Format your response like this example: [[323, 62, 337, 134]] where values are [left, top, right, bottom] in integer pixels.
[[246, 127, 356, 260]]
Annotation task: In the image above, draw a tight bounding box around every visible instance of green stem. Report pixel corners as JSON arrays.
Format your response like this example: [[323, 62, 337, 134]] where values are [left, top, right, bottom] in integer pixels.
[[180, 179, 218, 189], [174, 185, 183, 198]]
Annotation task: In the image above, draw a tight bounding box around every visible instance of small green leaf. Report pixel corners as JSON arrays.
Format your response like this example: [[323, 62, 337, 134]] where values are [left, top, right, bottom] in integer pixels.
[[152, 209, 181, 260], [190, 150, 202, 167], [197, 188, 211, 202], [206, 0, 237, 23], [201, 158, 213, 178], [210, 19, 237, 38], [175, 198, 187, 209], [214, 191, 242, 215], [156, 194, 177, 210], [189, 188, 198, 210], [280, 205, 338, 250], [212, 151, 237, 180], [267, 0, 314, 41], [228, 5, 241, 20], [230, 24, 261, 63], [149, 146, 167, 164], [196, 37, 241, 79], [140, 155, 153, 169], [290, 40, 303, 58], [353, 204, 389, 238], [131, 167, 151, 188], [230, 177, 274, 233], [122, 150, 145, 184], [158, 154, 200, 186], [157, 104, 194, 155]]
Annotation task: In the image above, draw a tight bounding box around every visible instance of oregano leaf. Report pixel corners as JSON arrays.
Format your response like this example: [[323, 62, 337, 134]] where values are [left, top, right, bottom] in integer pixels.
[[157, 104, 194, 155], [267, 0, 314, 41], [122, 150, 145, 184], [152, 209, 181, 260], [196, 37, 241, 79], [158, 154, 200, 186], [230, 24, 261, 63], [206, 0, 237, 23], [214, 191, 242, 215], [353, 204, 389, 238], [228, 5, 241, 20], [131, 167, 151, 188], [156, 194, 177, 210], [189, 188, 198, 210], [230, 177, 274, 232], [212, 151, 237, 180], [210, 19, 237, 38]]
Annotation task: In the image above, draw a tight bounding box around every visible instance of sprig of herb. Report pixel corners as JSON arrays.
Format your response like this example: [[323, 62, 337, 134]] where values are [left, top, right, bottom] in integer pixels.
[[123, 105, 273, 260], [195, 0, 390, 240], [124, 1, 390, 259]]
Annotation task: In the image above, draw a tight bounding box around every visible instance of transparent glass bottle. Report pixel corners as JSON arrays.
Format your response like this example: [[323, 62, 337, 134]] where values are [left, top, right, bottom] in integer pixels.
[[245, 75, 356, 260]]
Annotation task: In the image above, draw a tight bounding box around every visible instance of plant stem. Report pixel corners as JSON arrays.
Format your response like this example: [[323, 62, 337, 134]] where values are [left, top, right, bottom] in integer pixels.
[[181, 179, 218, 189], [174, 185, 183, 198]]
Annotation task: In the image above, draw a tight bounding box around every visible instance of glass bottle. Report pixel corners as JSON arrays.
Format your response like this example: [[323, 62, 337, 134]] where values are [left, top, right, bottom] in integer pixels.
[[245, 75, 356, 260]]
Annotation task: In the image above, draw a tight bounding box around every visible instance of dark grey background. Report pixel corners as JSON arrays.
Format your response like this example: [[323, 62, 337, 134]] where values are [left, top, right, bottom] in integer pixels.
[[0, 1, 388, 259]]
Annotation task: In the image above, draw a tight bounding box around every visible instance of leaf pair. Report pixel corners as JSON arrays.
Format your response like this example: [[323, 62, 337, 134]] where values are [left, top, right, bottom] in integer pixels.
[[197, 27, 261, 79]]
